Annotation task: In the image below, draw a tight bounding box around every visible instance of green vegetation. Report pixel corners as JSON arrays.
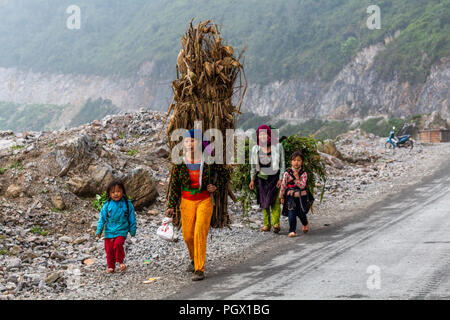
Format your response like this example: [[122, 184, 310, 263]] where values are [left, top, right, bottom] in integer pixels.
[[0, 161, 24, 174], [237, 112, 350, 140], [30, 226, 48, 236], [93, 191, 108, 212], [0, 0, 447, 85], [11, 144, 24, 152], [0, 98, 119, 132], [10, 160, 23, 170], [374, 1, 450, 84], [359, 117, 406, 137], [69, 98, 119, 127], [237, 112, 427, 139], [128, 149, 139, 156], [313, 121, 351, 140], [0, 249, 9, 255], [0, 101, 65, 132]]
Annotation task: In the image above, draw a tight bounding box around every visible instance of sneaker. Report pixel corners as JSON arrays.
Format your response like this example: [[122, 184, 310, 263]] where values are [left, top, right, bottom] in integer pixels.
[[273, 225, 280, 233], [260, 225, 271, 232], [192, 270, 205, 281], [187, 261, 195, 273], [288, 232, 296, 237], [302, 224, 309, 233]]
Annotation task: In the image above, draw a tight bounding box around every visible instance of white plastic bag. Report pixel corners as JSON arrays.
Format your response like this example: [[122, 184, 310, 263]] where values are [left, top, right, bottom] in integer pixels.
[[157, 217, 176, 241]]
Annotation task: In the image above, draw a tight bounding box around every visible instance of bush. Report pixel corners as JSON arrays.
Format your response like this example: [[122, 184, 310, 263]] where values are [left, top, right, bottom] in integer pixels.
[[93, 191, 108, 212]]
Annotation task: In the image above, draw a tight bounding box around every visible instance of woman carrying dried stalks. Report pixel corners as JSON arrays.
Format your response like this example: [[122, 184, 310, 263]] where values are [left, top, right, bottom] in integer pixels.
[[165, 129, 228, 281]]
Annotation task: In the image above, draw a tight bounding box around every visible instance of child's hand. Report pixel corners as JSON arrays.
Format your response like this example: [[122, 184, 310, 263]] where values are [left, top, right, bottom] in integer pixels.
[[249, 180, 255, 190], [96, 234, 101, 239], [280, 198, 284, 205], [276, 180, 282, 188], [207, 184, 217, 193]]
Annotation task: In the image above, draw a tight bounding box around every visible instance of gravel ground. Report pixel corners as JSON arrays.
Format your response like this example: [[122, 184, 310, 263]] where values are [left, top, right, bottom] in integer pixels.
[[8, 140, 448, 300]]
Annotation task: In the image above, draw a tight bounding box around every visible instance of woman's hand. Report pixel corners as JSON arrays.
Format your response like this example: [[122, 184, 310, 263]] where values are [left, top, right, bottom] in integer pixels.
[[276, 180, 282, 188], [280, 197, 284, 205], [249, 180, 255, 190], [96, 234, 101, 239], [207, 184, 217, 193], [165, 208, 174, 217]]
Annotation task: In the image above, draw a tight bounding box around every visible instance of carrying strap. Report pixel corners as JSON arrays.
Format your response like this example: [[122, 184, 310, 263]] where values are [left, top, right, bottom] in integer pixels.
[[287, 168, 305, 185]]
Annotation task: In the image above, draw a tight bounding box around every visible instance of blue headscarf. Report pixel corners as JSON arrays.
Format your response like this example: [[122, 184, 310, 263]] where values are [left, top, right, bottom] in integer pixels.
[[184, 129, 203, 141], [184, 129, 214, 155]]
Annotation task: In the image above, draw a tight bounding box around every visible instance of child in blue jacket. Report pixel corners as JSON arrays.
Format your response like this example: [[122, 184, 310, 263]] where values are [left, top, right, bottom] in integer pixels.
[[96, 180, 137, 273]]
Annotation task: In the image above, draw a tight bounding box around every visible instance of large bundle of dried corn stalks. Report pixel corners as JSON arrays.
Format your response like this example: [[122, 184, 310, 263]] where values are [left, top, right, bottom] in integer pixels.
[[166, 20, 247, 228]]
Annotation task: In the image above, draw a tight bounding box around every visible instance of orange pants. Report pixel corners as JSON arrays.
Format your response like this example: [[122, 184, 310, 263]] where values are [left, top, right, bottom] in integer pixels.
[[180, 196, 214, 272]]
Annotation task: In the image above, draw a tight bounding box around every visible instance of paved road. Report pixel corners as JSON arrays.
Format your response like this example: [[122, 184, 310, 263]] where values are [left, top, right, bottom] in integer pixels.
[[170, 161, 450, 300]]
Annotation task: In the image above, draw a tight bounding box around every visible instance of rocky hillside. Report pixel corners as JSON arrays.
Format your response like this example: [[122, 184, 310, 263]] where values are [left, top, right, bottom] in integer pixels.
[[245, 44, 449, 120], [0, 0, 448, 131], [0, 109, 169, 234]]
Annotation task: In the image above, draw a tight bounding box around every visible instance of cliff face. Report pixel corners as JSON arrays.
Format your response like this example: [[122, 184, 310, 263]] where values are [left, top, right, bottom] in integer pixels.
[[0, 41, 448, 124], [0, 61, 172, 113], [245, 41, 449, 120]]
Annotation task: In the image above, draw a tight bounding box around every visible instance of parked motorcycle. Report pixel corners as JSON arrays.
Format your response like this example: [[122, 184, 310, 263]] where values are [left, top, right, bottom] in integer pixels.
[[385, 126, 414, 152]]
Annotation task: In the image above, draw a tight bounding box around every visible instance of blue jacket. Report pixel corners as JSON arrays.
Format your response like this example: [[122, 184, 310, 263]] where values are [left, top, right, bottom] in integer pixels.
[[96, 198, 137, 238]]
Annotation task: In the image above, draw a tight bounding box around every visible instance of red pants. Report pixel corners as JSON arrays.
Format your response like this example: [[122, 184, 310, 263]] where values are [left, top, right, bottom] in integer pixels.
[[104, 236, 126, 269]]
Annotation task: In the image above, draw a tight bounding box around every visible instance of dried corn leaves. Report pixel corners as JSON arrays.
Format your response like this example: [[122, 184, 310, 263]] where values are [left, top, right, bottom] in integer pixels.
[[166, 20, 247, 228]]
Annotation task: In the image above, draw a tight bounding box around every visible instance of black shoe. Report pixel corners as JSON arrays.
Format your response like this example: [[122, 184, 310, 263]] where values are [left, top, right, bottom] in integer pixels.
[[187, 261, 195, 273], [192, 270, 205, 281]]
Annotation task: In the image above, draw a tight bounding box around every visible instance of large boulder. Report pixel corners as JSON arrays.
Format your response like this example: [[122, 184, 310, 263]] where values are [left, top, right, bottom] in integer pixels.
[[317, 139, 343, 159], [122, 166, 158, 210], [5, 184, 24, 198], [42, 134, 95, 177], [87, 164, 115, 195], [67, 176, 92, 196], [318, 152, 345, 170]]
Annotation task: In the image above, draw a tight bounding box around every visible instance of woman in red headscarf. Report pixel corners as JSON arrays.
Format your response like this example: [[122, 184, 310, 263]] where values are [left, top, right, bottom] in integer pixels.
[[249, 125, 285, 233]]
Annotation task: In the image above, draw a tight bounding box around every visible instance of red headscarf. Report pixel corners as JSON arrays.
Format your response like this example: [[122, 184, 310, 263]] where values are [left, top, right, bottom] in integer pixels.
[[256, 124, 272, 146]]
